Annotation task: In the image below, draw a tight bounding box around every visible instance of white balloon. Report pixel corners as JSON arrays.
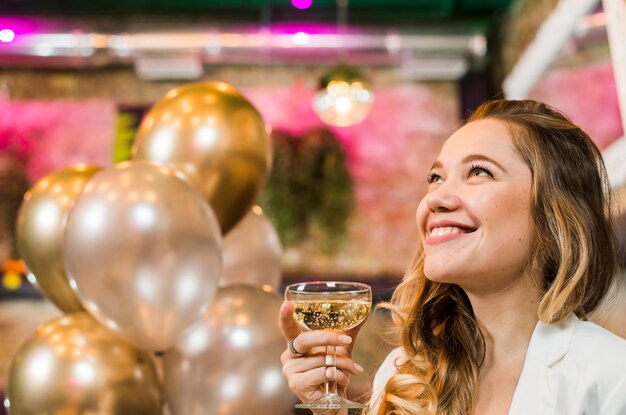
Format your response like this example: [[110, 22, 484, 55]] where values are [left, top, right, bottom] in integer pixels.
[[220, 206, 283, 291], [64, 161, 223, 351], [163, 285, 294, 415]]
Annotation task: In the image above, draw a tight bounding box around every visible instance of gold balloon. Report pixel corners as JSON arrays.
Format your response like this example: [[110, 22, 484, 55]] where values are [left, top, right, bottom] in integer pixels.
[[7, 312, 163, 415], [16, 164, 100, 313], [132, 81, 272, 234]]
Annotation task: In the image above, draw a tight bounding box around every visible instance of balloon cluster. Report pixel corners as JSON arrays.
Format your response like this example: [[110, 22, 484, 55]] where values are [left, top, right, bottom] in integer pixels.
[[10, 82, 293, 414]]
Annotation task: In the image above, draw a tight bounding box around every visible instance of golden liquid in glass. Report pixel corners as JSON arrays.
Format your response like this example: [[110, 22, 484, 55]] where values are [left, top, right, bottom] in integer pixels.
[[292, 300, 371, 331]]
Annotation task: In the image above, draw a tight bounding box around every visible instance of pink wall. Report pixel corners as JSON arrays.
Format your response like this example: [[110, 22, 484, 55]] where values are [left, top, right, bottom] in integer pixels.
[[0, 100, 116, 183], [530, 60, 623, 150]]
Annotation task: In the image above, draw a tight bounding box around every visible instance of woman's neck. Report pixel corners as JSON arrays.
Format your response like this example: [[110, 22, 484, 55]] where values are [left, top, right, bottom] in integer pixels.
[[465, 276, 541, 415], [465, 276, 541, 367]]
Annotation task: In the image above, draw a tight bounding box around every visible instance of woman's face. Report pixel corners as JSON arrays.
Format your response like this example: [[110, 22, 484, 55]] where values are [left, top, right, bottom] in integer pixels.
[[415, 118, 534, 294]]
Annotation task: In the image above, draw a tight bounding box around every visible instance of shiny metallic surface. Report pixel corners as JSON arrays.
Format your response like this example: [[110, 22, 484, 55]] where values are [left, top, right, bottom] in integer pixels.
[[16, 164, 101, 313], [220, 206, 283, 292], [63, 160, 222, 351], [7, 313, 162, 415], [163, 285, 293, 415], [132, 81, 272, 234]]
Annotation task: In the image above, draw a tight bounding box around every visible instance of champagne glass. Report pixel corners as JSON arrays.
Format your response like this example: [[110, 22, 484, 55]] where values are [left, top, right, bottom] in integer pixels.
[[285, 281, 372, 409]]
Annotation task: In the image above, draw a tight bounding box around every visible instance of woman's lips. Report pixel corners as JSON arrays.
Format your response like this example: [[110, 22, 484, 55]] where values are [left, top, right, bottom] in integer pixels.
[[426, 221, 477, 245], [426, 227, 473, 244]]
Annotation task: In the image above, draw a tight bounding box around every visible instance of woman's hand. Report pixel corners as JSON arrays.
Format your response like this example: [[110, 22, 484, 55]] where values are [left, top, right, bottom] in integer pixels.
[[278, 300, 365, 415]]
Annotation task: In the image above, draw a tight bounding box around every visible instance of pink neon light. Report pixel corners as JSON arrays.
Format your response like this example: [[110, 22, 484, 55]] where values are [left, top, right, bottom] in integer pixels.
[[0, 29, 15, 43], [291, 0, 312, 10], [0, 17, 39, 35]]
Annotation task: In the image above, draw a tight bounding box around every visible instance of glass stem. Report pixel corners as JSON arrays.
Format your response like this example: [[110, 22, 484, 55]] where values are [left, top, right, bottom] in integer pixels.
[[325, 345, 338, 396]]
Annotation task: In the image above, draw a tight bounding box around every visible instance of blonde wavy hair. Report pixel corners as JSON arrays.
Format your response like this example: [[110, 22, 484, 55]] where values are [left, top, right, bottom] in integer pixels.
[[375, 99, 619, 415]]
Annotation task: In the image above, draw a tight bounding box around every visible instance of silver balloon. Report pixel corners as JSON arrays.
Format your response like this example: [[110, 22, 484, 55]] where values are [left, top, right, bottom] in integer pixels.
[[63, 160, 222, 351], [220, 206, 283, 291], [163, 285, 294, 415]]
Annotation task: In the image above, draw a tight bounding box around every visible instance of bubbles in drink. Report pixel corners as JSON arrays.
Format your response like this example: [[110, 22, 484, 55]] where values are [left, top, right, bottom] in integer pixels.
[[292, 300, 371, 331]]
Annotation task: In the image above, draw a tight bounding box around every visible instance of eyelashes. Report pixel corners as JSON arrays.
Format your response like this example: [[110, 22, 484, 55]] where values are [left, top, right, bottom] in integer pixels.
[[427, 172, 441, 184], [468, 163, 493, 178], [426, 164, 494, 184]]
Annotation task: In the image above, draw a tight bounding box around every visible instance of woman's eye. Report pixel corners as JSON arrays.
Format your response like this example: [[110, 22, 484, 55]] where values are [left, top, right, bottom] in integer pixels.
[[427, 173, 442, 184], [469, 165, 493, 178]]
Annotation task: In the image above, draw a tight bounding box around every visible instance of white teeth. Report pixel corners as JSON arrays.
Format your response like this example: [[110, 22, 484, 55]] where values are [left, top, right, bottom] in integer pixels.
[[430, 227, 465, 237]]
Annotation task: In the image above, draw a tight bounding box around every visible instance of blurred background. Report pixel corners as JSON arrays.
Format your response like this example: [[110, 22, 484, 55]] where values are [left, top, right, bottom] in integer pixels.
[[1, 0, 625, 414]]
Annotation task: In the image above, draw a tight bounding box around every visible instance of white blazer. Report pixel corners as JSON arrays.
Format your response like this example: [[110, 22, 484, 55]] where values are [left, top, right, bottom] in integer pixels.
[[370, 315, 626, 414]]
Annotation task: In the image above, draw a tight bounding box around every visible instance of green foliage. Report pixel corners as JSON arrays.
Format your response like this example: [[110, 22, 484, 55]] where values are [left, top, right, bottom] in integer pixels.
[[113, 111, 140, 163], [259, 128, 354, 252]]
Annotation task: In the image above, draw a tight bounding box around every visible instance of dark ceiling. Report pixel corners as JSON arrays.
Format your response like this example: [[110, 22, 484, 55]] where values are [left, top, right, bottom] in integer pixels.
[[0, 0, 515, 87], [0, 0, 513, 26]]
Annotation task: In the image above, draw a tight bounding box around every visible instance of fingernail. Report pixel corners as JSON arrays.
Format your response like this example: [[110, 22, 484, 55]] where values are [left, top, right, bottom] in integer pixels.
[[354, 363, 364, 373], [339, 335, 352, 344]]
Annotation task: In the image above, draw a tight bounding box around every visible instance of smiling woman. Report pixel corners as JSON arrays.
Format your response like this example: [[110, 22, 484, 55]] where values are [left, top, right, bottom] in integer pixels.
[[278, 99, 626, 415], [372, 99, 626, 415], [416, 118, 534, 295]]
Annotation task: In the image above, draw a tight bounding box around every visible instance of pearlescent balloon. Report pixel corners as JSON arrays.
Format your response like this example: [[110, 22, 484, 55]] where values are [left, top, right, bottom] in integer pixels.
[[163, 285, 294, 415], [16, 164, 101, 313], [7, 313, 162, 415], [221, 206, 283, 291], [132, 81, 272, 234], [63, 160, 222, 351]]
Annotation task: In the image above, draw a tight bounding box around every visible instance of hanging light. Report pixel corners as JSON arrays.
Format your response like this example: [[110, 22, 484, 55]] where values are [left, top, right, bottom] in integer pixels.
[[312, 66, 374, 127], [312, 0, 374, 127]]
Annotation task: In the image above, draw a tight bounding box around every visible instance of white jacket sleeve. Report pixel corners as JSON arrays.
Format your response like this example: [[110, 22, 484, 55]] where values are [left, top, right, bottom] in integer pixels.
[[599, 373, 626, 414]]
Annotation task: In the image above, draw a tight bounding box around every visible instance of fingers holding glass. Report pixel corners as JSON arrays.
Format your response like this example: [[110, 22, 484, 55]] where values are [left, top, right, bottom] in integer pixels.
[[282, 352, 364, 377], [284, 281, 372, 409], [289, 337, 305, 356], [290, 330, 353, 355], [283, 357, 353, 402], [279, 300, 301, 341]]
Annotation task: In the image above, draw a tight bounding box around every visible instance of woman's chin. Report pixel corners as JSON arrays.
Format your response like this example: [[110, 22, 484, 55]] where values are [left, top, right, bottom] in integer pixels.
[[423, 267, 456, 285]]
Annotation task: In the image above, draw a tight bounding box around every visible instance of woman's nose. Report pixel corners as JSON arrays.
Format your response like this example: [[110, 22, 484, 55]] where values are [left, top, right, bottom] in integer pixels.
[[425, 182, 461, 212]]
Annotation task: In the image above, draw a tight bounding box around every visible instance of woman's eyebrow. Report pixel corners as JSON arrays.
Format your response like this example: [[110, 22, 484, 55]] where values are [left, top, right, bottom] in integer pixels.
[[462, 154, 508, 173], [430, 155, 508, 173], [430, 160, 443, 171]]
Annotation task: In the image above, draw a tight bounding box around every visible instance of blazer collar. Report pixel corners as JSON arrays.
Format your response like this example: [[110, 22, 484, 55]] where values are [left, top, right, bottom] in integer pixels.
[[525, 314, 577, 367], [508, 314, 578, 415]]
